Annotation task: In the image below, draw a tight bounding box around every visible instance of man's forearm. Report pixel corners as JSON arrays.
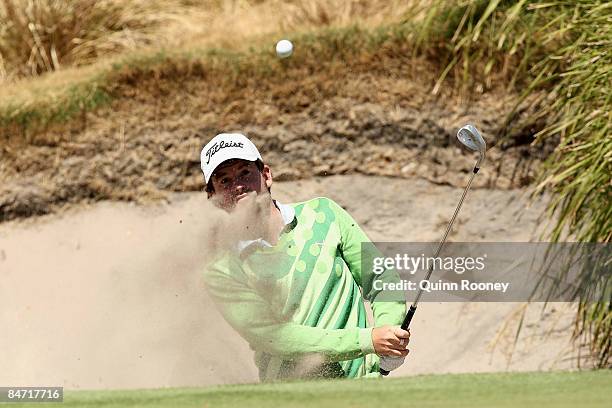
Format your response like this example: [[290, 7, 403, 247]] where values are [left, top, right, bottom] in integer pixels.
[[371, 300, 406, 327], [236, 321, 375, 362]]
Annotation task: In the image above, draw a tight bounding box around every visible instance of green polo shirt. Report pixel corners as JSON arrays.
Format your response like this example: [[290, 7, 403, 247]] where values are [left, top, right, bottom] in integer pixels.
[[204, 197, 405, 380]]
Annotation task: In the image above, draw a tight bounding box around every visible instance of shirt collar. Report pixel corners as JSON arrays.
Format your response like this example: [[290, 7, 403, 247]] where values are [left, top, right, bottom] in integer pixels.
[[276, 200, 296, 226], [236, 200, 295, 254]]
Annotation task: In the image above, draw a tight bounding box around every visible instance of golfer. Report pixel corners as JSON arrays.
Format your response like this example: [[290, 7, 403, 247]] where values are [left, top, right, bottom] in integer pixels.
[[202, 132, 409, 380]]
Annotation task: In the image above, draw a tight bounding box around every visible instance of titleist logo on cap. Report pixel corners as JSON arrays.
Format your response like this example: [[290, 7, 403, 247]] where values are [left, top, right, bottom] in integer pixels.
[[205, 140, 244, 164]]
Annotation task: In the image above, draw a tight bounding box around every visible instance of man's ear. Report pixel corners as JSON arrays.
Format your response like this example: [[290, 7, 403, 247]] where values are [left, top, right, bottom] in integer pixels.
[[206, 182, 214, 199], [262, 164, 273, 189]]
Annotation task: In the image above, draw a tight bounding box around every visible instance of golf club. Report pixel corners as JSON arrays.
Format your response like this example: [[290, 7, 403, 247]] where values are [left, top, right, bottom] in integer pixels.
[[380, 124, 486, 376]]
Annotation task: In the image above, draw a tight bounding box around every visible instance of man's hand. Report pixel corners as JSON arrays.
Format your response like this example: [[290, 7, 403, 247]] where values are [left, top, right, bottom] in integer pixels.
[[371, 325, 410, 357]]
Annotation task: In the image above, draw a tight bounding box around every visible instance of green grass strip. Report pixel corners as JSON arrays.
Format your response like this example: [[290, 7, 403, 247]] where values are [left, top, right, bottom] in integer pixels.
[[4, 370, 611, 408]]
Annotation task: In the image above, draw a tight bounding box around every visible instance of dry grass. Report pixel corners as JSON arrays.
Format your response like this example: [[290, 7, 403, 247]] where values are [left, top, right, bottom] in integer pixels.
[[275, 0, 423, 30], [0, 0, 174, 80], [0, 0, 422, 83], [0, 0, 426, 137], [0, 23, 422, 142], [420, 0, 611, 368]]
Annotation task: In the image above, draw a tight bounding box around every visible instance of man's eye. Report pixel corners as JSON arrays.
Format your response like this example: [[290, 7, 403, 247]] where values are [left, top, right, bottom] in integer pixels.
[[240, 170, 251, 177], [220, 178, 230, 185]]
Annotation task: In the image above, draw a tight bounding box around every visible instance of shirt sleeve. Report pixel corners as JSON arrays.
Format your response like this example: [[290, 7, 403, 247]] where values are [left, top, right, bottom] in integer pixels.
[[204, 258, 375, 361], [327, 198, 407, 327]]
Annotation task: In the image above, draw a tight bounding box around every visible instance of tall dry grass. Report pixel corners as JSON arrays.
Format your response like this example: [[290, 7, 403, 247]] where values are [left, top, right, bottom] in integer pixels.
[[416, 0, 610, 368], [276, 0, 421, 30], [0, 0, 157, 80], [0, 0, 419, 83], [0, 0, 229, 82]]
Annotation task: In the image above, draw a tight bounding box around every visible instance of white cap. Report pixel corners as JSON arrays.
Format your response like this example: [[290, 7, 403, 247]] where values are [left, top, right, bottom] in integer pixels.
[[200, 133, 263, 183]]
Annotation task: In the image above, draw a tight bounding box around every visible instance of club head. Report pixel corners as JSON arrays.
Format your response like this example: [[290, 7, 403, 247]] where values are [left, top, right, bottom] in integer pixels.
[[457, 124, 486, 170]]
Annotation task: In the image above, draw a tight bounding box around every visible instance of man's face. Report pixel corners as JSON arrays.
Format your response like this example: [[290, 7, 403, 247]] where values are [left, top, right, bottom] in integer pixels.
[[208, 159, 272, 210]]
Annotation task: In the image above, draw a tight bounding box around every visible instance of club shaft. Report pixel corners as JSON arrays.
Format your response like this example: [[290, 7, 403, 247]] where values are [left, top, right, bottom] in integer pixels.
[[411, 167, 478, 307], [381, 131, 484, 377]]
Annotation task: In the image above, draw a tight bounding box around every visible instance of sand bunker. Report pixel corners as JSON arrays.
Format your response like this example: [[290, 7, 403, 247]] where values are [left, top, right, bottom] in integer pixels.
[[0, 175, 578, 389]]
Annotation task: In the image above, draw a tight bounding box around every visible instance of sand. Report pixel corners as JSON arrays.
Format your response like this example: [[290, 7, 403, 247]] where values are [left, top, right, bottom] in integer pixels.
[[0, 174, 578, 389]]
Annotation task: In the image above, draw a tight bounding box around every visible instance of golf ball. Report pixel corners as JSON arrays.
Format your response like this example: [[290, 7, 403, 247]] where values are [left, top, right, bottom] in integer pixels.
[[276, 39, 293, 59]]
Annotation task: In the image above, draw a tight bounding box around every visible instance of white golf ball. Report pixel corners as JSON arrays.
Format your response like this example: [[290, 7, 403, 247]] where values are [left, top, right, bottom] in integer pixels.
[[276, 39, 293, 59]]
